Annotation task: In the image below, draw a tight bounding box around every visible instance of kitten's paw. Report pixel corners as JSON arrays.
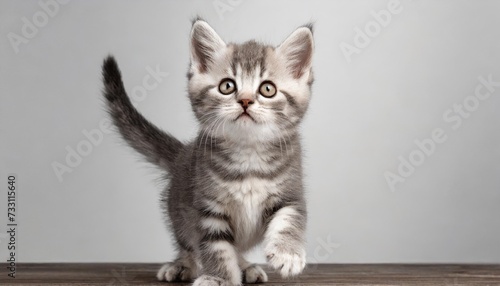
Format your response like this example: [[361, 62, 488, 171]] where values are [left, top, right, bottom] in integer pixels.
[[265, 245, 306, 278], [192, 275, 235, 286], [156, 262, 193, 282], [242, 265, 268, 283]]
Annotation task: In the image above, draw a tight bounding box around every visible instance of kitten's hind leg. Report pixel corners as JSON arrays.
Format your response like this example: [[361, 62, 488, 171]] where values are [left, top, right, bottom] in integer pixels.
[[157, 249, 198, 282], [239, 256, 268, 284]]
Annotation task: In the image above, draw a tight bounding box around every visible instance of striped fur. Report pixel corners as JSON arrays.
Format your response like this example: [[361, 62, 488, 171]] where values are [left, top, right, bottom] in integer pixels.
[[102, 19, 314, 286]]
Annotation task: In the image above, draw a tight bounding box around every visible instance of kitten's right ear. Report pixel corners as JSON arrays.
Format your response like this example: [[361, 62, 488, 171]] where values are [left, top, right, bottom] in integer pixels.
[[190, 20, 226, 73]]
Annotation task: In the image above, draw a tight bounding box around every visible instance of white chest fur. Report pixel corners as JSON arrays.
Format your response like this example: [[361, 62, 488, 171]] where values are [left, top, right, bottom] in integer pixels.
[[214, 143, 284, 249], [224, 178, 273, 250], [225, 142, 278, 174]]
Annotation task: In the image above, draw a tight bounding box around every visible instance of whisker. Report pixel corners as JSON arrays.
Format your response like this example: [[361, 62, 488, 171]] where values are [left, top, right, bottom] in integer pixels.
[[263, 119, 283, 158], [207, 117, 223, 159], [198, 114, 219, 149], [213, 117, 227, 147], [200, 116, 220, 155], [275, 125, 289, 157]]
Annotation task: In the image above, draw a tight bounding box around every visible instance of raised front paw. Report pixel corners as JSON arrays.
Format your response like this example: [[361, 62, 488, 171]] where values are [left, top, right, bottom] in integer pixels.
[[265, 244, 306, 278]]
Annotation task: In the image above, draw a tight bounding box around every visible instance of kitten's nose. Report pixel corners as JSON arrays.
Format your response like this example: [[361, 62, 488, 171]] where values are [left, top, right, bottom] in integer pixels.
[[238, 99, 254, 110]]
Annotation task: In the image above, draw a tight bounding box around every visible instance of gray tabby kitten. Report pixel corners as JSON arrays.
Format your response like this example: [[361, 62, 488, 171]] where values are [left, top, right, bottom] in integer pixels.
[[102, 19, 314, 286]]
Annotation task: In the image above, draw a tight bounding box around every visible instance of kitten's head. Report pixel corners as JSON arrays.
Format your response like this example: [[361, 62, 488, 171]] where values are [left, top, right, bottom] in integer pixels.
[[188, 19, 314, 144]]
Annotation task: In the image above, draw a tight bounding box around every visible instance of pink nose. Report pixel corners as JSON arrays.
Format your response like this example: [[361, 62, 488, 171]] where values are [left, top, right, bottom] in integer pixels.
[[238, 99, 254, 110]]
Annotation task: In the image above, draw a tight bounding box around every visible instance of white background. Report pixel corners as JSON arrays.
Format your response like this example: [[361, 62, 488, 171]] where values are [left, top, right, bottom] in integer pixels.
[[1, 0, 499, 263]]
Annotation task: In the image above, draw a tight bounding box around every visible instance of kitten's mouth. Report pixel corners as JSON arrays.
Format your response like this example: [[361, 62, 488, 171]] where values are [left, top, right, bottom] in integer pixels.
[[236, 111, 256, 122]]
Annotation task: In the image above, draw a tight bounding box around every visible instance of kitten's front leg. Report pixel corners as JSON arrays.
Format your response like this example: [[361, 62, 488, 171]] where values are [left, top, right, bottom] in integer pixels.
[[193, 216, 241, 286], [264, 205, 307, 278]]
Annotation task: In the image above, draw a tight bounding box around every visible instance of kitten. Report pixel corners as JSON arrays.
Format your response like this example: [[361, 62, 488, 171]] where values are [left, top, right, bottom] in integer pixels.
[[102, 19, 314, 286]]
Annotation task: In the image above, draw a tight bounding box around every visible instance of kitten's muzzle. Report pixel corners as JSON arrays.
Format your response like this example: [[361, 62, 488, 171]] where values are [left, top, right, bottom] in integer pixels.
[[234, 98, 256, 122], [238, 98, 254, 111]]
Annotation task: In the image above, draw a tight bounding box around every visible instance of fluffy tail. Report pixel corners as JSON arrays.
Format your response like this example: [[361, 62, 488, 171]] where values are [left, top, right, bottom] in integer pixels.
[[102, 55, 183, 172]]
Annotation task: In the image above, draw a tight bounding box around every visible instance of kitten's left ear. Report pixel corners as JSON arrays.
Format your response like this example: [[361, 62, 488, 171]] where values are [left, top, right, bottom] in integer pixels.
[[190, 19, 226, 73], [277, 25, 314, 79]]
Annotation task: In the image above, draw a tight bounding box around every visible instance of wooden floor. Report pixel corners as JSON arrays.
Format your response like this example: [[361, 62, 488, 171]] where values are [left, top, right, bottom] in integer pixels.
[[1, 263, 500, 285]]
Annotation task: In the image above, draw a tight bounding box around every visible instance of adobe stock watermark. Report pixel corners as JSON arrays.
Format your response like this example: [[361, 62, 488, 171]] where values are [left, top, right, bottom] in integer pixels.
[[213, 0, 243, 21], [339, 0, 403, 63], [7, 0, 71, 54], [264, 233, 339, 278], [306, 233, 340, 268], [385, 74, 500, 192], [51, 65, 169, 182], [108, 267, 137, 285]]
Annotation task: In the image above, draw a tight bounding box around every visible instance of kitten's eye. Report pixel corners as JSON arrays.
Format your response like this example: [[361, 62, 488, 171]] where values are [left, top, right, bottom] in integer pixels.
[[259, 81, 277, 98], [218, 78, 236, 95]]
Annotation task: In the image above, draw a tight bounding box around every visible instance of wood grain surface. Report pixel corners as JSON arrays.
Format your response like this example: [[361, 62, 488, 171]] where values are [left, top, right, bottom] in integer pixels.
[[1, 263, 500, 285]]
